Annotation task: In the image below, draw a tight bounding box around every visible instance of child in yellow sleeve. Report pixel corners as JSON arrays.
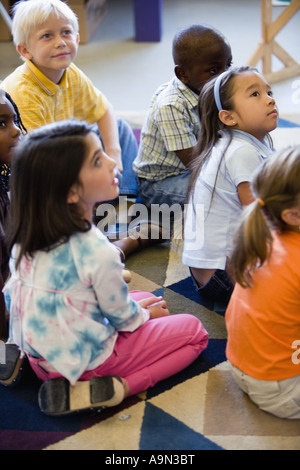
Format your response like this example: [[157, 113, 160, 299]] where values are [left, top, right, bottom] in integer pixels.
[[1, 0, 138, 197]]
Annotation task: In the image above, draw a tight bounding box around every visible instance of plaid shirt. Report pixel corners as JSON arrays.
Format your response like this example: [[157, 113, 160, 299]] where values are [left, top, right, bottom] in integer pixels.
[[133, 77, 199, 181], [1, 60, 108, 132]]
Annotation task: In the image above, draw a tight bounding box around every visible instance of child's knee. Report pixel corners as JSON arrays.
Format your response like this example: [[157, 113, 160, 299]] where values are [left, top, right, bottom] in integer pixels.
[[178, 313, 209, 346]]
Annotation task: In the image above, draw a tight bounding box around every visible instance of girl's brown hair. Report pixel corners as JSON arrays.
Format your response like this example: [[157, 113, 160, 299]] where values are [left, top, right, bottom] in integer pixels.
[[230, 146, 300, 287], [7, 120, 93, 268]]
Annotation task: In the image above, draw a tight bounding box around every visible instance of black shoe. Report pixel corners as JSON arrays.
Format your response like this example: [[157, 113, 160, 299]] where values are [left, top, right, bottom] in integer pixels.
[[0, 343, 27, 387], [38, 376, 125, 416]]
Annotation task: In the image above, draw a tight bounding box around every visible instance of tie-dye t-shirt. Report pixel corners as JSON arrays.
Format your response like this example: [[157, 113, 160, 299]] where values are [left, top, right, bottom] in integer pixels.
[[5, 226, 149, 384]]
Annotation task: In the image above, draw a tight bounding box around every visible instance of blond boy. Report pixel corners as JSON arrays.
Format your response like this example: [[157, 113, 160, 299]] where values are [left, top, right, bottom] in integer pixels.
[[1, 0, 138, 195]]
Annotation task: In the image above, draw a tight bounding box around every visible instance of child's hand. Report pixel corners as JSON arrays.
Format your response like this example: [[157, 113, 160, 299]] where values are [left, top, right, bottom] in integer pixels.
[[148, 301, 170, 319], [138, 296, 170, 319]]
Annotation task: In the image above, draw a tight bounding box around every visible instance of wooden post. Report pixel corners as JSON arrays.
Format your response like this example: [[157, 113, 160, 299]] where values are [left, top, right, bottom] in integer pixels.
[[247, 0, 300, 82]]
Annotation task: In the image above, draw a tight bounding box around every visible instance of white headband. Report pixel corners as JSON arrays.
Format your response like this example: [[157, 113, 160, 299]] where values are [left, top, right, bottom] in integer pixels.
[[213, 71, 228, 112]]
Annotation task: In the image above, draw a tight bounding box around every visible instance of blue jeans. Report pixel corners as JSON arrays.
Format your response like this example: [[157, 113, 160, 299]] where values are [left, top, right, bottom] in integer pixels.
[[136, 172, 190, 237], [117, 118, 139, 196], [136, 171, 190, 208], [190, 268, 234, 305], [93, 118, 139, 196]]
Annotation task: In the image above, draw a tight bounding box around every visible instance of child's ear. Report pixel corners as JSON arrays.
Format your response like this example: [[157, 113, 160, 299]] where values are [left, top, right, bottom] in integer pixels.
[[67, 185, 79, 204], [281, 207, 300, 228], [174, 65, 189, 84], [17, 43, 33, 60], [218, 109, 237, 127]]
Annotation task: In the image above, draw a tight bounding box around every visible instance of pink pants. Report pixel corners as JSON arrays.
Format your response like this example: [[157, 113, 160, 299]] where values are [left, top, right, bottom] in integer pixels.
[[29, 291, 209, 396]]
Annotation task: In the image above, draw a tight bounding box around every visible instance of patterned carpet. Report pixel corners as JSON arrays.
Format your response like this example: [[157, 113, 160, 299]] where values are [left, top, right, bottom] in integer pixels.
[[1, 119, 300, 451]]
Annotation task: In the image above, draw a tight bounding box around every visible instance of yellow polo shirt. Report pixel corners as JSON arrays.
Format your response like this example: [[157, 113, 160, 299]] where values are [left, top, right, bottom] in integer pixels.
[[1, 60, 108, 132]]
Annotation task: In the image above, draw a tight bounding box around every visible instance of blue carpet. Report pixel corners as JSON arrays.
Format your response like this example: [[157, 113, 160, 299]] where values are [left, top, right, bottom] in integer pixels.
[[140, 403, 223, 450]]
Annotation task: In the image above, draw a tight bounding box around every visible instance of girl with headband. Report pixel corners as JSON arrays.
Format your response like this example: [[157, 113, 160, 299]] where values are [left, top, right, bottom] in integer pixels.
[[226, 146, 300, 419], [183, 66, 278, 306]]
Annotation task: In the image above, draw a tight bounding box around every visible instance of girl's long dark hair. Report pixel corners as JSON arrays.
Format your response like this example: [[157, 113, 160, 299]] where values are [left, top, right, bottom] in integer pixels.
[[7, 120, 93, 268]]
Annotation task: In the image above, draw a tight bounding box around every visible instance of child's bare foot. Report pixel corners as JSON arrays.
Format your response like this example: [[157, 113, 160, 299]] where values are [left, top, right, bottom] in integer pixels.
[[112, 221, 168, 258]]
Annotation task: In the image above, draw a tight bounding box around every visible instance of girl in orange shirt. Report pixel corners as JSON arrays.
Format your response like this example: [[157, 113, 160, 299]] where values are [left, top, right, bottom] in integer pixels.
[[226, 146, 300, 419]]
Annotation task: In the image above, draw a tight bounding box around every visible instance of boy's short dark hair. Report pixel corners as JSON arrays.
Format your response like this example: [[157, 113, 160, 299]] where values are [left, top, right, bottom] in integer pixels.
[[172, 24, 228, 67]]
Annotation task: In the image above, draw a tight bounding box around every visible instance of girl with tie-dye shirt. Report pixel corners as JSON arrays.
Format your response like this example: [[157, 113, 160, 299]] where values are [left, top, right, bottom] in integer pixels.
[[4, 120, 208, 416]]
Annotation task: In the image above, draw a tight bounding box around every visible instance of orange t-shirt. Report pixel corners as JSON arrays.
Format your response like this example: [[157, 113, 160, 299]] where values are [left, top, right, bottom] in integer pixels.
[[226, 231, 300, 381]]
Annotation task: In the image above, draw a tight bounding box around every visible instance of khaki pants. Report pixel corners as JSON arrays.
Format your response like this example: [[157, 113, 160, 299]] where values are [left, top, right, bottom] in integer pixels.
[[230, 363, 300, 419]]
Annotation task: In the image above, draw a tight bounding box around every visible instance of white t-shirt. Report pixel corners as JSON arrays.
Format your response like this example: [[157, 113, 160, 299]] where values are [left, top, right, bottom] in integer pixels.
[[182, 130, 274, 270]]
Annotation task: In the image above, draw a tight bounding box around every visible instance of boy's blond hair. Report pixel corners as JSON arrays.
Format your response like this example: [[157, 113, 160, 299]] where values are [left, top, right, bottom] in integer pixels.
[[12, 0, 79, 46]]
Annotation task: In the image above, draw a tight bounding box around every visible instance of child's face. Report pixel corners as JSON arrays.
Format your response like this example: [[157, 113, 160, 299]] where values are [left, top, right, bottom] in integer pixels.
[[69, 132, 119, 221], [229, 71, 279, 142], [0, 97, 21, 164], [18, 13, 79, 83], [180, 40, 232, 94]]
